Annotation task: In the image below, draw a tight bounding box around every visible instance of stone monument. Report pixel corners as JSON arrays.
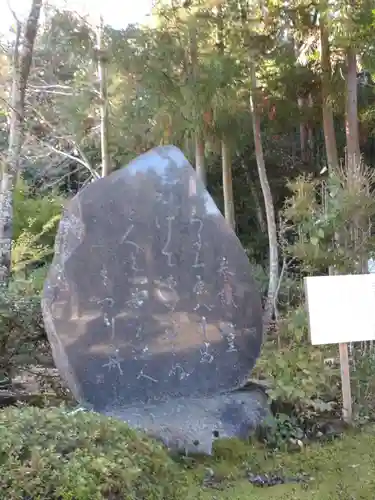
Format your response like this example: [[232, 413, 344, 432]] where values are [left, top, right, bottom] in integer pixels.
[[42, 145, 267, 455]]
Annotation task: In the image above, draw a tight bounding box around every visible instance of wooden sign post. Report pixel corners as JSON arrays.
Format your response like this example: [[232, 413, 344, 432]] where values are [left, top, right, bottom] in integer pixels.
[[338, 343, 352, 423], [304, 274, 375, 424]]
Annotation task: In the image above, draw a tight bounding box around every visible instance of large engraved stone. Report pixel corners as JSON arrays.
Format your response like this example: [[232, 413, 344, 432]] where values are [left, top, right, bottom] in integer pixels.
[[42, 146, 265, 454]]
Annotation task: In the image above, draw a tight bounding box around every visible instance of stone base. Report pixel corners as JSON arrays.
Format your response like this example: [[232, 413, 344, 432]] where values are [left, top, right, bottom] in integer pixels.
[[102, 388, 270, 455]]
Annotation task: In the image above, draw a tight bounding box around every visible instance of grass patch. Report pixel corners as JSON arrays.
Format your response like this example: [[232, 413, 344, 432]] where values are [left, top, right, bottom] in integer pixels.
[[191, 426, 375, 499]]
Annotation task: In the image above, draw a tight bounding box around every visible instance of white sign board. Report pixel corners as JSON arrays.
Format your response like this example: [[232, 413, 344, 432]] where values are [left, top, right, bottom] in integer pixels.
[[305, 274, 375, 345]]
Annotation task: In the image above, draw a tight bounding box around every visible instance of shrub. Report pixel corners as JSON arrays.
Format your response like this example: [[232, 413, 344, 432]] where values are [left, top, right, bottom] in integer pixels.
[[282, 166, 375, 274], [0, 180, 63, 376], [254, 341, 340, 413], [0, 278, 47, 378], [0, 407, 189, 500], [277, 305, 310, 345]]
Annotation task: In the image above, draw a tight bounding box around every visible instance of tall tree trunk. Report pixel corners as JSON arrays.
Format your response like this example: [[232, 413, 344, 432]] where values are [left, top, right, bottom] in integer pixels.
[[194, 132, 206, 185], [320, 5, 340, 275], [319, 6, 339, 170], [221, 139, 235, 229], [244, 166, 266, 233], [96, 16, 111, 177], [345, 47, 360, 181], [250, 63, 279, 332], [0, 0, 42, 285], [307, 93, 314, 159], [184, 133, 194, 164], [298, 96, 308, 162], [188, 16, 206, 186], [216, 4, 235, 228]]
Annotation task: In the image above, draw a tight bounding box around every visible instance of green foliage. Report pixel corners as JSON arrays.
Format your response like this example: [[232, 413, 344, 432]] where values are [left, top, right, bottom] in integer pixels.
[[254, 304, 340, 413], [350, 349, 375, 419], [0, 180, 61, 374], [11, 266, 48, 294], [283, 166, 375, 274], [13, 181, 63, 275], [0, 407, 188, 500], [249, 260, 268, 295], [255, 342, 340, 412], [278, 305, 310, 344], [0, 182, 62, 376], [257, 413, 305, 450], [265, 161, 375, 426], [0, 280, 45, 377]]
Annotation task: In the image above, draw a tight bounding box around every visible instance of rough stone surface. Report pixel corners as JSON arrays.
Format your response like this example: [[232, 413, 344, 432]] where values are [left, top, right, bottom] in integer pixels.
[[42, 145, 266, 454]]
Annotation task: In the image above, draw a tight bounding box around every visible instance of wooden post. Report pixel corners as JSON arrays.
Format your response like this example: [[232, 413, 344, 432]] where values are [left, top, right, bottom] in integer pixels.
[[339, 342, 352, 423]]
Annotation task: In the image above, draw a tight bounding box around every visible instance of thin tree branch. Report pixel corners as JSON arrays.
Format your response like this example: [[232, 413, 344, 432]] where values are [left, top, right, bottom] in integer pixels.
[[28, 89, 74, 96], [26, 106, 100, 179], [44, 144, 100, 179], [40, 164, 87, 190]]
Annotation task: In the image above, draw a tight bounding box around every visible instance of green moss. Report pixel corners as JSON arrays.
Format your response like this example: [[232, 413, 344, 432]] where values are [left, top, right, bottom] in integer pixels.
[[0, 407, 189, 500]]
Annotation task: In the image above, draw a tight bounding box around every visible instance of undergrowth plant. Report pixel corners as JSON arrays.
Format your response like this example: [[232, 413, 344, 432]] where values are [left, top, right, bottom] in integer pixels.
[[256, 163, 375, 439], [282, 164, 375, 274], [12, 180, 63, 276], [0, 182, 63, 380], [254, 341, 340, 413]]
